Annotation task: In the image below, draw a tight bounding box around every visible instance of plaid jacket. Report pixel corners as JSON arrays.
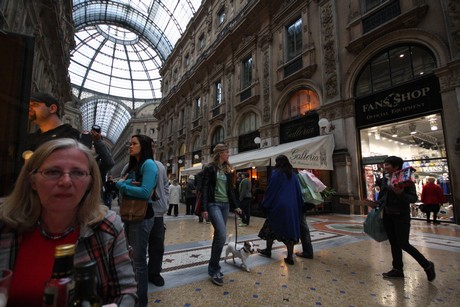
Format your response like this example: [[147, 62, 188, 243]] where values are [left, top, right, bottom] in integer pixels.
[[0, 210, 138, 306]]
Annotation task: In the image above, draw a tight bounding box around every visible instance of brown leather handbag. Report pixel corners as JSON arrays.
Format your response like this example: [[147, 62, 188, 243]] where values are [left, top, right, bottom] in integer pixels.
[[120, 197, 148, 222]]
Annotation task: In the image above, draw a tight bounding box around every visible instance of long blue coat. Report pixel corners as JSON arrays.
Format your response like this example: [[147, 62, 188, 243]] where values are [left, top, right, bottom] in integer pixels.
[[261, 169, 303, 240]]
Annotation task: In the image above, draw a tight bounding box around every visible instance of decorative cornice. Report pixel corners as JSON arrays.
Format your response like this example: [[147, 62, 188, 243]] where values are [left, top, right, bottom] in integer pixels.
[[435, 59, 460, 92]]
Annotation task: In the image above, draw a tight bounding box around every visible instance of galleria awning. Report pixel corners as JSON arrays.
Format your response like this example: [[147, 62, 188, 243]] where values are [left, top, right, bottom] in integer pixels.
[[179, 134, 335, 175], [229, 134, 335, 170]]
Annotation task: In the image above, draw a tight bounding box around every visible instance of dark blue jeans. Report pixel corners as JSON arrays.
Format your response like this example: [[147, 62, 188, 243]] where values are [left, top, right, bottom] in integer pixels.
[[383, 212, 430, 271], [148, 216, 165, 277], [207, 202, 229, 276], [300, 214, 313, 257], [240, 198, 252, 225], [125, 217, 154, 307]]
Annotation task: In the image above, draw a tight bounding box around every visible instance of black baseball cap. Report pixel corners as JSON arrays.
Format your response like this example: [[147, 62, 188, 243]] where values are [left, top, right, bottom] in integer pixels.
[[30, 92, 61, 116]]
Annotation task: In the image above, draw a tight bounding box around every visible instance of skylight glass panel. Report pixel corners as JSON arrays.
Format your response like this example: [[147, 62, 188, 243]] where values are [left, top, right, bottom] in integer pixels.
[[133, 80, 152, 90], [110, 77, 131, 89], [70, 0, 202, 143]]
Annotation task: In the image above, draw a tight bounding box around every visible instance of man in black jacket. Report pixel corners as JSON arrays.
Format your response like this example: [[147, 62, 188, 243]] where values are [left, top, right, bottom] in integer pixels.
[[26, 92, 80, 152], [379, 156, 436, 281], [26, 92, 114, 184]]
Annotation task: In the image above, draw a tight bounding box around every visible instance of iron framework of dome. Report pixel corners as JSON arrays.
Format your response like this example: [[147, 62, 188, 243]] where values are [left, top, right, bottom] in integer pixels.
[[69, 0, 201, 144]]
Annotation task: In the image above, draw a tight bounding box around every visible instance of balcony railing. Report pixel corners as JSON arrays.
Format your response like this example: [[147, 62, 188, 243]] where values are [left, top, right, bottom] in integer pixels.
[[284, 57, 303, 78], [363, 0, 401, 33], [212, 105, 222, 117], [240, 88, 251, 102]]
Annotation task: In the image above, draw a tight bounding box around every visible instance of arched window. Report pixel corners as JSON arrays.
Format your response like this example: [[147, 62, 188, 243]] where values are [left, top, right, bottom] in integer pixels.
[[238, 112, 260, 152], [193, 135, 201, 151], [179, 143, 186, 155], [192, 135, 202, 164], [239, 112, 260, 135], [281, 89, 319, 121], [355, 45, 436, 97], [211, 126, 224, 147]]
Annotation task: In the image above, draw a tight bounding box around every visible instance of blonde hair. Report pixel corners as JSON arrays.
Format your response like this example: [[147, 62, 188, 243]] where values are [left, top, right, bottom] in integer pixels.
[[212, 143, 232, 173], [0, 138, 107, 232]]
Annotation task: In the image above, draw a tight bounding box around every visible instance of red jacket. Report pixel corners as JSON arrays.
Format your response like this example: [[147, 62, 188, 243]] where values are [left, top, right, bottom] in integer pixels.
[[421, 182, 446, 205]]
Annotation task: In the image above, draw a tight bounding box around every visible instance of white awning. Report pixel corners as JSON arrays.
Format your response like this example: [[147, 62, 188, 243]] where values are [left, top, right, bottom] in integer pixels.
[[230, 134, 335, 170], [180, 135, 335, 174], [180, 164, 202, 176]]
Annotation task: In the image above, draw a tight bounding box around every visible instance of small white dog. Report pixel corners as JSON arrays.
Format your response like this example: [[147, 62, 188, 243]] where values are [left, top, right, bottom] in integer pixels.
[[225, 235, 255, 272]]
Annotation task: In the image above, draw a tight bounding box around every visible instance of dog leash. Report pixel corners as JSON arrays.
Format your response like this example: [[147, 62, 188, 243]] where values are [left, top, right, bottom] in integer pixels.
[[234, 211, 238, 244]]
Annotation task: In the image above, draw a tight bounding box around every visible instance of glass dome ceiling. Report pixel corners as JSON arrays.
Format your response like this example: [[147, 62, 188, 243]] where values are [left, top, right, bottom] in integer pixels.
[[69, 0, 202, 144]]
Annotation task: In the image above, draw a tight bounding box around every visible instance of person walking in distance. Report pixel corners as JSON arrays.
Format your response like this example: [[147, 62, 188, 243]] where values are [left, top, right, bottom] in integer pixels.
[[167, 180, 181, 217], [185, 175, 197, 215], [421, 177, 446, 224], [238, 172, 252, 227], [379, 156, 436, 281]]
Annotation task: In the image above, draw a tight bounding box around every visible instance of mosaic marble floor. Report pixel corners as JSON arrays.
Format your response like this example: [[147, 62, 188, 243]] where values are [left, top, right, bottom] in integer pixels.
[[147, 211, 460, 306]]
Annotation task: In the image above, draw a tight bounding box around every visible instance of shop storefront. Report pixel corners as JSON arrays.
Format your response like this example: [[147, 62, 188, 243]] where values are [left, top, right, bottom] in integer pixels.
[[356, 75, 454, 222]]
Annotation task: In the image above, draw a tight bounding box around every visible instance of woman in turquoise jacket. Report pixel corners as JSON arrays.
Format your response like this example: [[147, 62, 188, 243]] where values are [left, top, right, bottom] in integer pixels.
[[116, 134, 158, 307]]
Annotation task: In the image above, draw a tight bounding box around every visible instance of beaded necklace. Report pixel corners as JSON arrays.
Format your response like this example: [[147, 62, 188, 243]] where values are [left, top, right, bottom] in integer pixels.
[[37, 220, 75, 240]]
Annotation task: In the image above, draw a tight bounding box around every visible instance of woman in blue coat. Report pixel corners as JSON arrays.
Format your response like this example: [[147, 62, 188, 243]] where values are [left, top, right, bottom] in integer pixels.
[[257, 155, 303, 265]]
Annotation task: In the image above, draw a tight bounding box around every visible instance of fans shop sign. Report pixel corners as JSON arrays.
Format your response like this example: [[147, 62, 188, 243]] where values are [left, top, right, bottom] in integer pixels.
[[355, 76, 442, 128]]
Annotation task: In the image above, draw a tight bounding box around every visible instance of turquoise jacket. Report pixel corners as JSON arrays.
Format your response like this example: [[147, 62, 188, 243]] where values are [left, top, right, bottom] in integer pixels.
[[116, 159, 158, 203]]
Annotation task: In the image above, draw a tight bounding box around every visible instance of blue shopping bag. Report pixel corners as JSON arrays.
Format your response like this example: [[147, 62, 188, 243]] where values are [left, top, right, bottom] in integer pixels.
[[363, 207, 387, 242]]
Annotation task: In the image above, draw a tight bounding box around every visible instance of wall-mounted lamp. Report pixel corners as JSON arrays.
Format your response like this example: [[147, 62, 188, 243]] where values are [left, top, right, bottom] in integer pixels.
[[318, 118, 335, 134], [254, 136, 267, 148], [166, 163, 171, 167], [194, 154, 200, 160], [178, 159, 183, 164]]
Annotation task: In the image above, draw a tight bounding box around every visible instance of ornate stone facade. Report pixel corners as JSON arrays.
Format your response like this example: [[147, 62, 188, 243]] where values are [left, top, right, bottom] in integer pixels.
[[0, 0, 76, 123], [154, 0, 460, 222]]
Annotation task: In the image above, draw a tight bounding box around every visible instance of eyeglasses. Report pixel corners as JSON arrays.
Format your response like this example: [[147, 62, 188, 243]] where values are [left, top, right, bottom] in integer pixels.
[[34, 168, 91, 180]]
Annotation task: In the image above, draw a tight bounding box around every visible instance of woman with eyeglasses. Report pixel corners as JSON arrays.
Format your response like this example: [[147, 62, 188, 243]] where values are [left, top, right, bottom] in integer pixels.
[[0, 138, 137, 306]]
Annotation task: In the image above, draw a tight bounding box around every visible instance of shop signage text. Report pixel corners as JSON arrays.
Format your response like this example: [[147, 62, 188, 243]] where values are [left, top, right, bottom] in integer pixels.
[[355, 76, 442, 128], [280, 112, 319, 144]]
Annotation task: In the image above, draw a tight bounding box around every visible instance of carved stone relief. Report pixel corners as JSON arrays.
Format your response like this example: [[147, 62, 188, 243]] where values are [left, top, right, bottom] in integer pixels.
[[446, 0, 460, 58], [277, 28, 284, 66], [437, 61, 460, 92], [206, 8, 212, 33], [262, 48, 271, 123], [227, 74, 232, 135], [320, 1, 339, 100]]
